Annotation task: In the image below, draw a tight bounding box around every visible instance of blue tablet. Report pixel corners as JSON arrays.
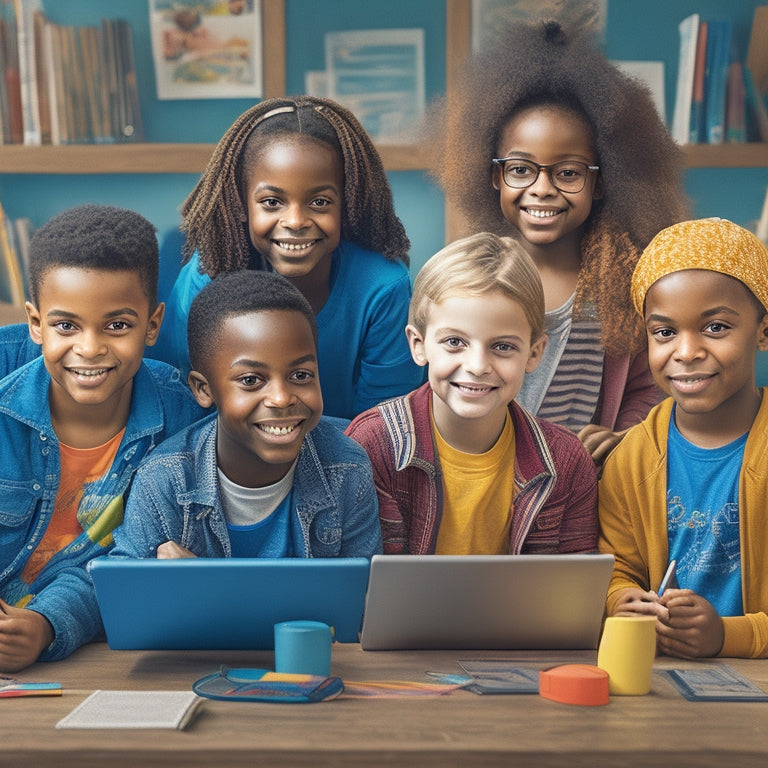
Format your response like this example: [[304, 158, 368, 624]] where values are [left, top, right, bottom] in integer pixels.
[[90, 557, 370, 650]]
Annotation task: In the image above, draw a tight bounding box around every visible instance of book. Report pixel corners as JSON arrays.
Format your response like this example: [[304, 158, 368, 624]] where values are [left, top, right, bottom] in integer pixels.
[[703, 18, 732, 144], [689, 20, 707, 144], [0, 199, 24, 306], [1, 0, 23, 144], [743, 66, 768, 142], [13, 0, 42, 145], [56, 690, 203, 730], [671, 13, 699, 145], [725, 61, 746, 143]]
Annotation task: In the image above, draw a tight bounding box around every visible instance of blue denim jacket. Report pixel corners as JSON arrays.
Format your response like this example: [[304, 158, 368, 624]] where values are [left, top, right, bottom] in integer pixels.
[[0, 357, 205, 661], [111, 414, 382, 559]]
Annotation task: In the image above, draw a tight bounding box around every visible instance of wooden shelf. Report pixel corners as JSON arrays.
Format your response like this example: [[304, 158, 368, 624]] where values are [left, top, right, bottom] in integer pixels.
[[0, 142, 766, 175], [682, 142, 768, 168], [0, 142, 430, 174]]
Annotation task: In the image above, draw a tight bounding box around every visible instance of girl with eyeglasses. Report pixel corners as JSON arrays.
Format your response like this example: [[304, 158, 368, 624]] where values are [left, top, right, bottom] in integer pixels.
[[427, 20, 690, 464]]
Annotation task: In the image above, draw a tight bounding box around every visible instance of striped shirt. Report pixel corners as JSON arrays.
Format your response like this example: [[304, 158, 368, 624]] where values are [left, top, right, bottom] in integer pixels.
[[517, 294, 604, 433]]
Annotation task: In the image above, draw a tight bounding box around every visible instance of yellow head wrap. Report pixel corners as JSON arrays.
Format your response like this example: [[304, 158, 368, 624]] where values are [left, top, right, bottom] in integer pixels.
[[631, 218, 768, 315]]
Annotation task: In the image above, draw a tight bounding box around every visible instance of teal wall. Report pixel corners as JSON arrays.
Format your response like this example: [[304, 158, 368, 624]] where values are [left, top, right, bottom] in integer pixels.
[[1, 0, 765, 293]]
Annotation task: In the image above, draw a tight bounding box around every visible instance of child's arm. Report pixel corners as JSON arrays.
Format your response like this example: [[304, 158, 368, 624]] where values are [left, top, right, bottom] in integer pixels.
[[0, 599, 54, 673], [656, 589, 724, 658], [577, 424, 629, 465]]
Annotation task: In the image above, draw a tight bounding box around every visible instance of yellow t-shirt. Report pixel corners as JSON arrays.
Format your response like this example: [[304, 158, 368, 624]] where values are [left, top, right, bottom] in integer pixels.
[[433, 411, 516, 554]]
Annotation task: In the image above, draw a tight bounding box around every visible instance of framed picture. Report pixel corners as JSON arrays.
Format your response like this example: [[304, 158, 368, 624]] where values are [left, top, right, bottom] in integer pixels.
[[305, 28, 426, 145], [149, 0, 263, 100]]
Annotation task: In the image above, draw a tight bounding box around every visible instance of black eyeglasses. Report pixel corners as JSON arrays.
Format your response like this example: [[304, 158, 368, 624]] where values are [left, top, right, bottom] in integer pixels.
[[492, 157, 600, 193]]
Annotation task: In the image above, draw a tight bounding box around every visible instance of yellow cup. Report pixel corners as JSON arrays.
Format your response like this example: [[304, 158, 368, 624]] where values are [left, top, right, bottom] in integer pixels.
[[596, 616, 656, 695]]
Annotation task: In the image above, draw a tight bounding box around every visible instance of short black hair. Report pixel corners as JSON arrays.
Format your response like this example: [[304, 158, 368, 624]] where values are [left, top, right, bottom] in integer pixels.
[[187, 270, 318, 373], [28, 204, 159, 308]]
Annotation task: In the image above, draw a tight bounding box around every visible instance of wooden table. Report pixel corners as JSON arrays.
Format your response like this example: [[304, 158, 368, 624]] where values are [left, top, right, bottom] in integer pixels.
[[4, 642, 768, 767]]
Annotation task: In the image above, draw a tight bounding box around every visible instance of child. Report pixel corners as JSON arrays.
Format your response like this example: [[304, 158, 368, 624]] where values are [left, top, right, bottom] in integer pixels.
[[112, 269, 382, 560], [156, 95, 424, 420], [0, 205, 205, 672], [346, 232, 597, 555], [427, 20, 690, 463], [598, 218, 768, 659]]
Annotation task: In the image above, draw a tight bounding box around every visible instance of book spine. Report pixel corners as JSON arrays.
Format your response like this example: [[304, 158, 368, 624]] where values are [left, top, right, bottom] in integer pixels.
[[14, 0, 42, 145], [671, 13, 699, 145]]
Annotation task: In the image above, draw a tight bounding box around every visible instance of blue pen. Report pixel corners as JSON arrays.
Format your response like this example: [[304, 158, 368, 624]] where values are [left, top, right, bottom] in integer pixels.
[[658, 559, 677, 597]]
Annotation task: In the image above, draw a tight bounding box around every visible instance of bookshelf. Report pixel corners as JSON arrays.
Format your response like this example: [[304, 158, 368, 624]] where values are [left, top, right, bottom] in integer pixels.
[[1, 142, 766, 174], [0, 142, 428, 173]]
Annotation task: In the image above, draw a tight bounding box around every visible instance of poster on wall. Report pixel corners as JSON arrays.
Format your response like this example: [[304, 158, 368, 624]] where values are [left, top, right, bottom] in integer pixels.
[[305, 28, 425, 145], [148, 0, 262, 99]]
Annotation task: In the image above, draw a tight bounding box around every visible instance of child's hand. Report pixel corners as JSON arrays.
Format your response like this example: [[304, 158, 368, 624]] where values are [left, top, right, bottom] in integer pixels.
[[577, 425, 628, 466], [0, 598, 54, 673], [156, 540, 197, 559], [611, 587, 669, 620], [655, 589, 724, 658]]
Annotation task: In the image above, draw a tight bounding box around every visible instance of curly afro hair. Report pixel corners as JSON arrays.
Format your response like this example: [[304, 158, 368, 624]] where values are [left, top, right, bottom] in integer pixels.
[[426, 20, 691, 356], [28, 204, 159, 308]]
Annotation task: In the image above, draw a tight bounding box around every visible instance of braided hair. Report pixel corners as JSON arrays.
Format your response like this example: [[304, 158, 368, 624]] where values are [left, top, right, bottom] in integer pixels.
[[181, 96, 410, 277], [427, 21, 691, 357]]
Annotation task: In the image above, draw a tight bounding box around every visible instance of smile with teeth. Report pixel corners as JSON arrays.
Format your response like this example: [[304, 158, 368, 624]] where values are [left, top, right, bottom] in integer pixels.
[[524, 208, 561, 219], [68, 367, 109, 377], [258, 423, 300, 435], [453, 382, 494, 394], [274, 240, 317, 251]]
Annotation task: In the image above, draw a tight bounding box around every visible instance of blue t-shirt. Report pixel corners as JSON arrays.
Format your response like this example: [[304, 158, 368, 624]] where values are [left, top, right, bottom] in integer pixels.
[[227, 492, 294, 558], [155, 240, 425, 419], [666, 413, 744, 616]]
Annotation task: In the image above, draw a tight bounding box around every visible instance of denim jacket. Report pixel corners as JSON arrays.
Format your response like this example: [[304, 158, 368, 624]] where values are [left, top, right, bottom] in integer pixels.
[[0, 357, 205, 661], [111, 414, 383, 559]]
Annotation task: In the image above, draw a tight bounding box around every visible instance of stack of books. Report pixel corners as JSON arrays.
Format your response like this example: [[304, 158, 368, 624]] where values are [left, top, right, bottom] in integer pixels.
[[671, 7, 768, 145], [0, 197, 31, 307], [0, 0, 143, 146]]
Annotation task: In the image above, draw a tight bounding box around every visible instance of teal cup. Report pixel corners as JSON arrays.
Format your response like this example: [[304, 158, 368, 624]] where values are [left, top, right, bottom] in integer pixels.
[[274, 620, 332, 677]]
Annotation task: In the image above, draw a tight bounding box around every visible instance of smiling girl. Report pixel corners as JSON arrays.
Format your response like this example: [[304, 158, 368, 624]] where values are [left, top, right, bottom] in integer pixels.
[[158, 97, 423, 419], [429, 20, 690, 463]]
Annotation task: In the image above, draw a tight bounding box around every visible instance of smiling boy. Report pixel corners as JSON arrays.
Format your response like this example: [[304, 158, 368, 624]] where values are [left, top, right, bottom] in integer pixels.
[[0, 205, 204, 672], [599, 218, 768, 658], [112, 269, 381, 560], [346, 232, 597, 555]]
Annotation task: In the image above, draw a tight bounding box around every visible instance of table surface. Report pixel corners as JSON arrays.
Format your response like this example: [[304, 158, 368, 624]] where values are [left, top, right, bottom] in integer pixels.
[[4, 642, 768, 767]]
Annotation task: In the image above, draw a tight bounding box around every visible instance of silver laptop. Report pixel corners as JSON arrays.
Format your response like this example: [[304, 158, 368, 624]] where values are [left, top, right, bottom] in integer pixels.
[[90, 557, 370, 650], [360, 554, 614, 651]]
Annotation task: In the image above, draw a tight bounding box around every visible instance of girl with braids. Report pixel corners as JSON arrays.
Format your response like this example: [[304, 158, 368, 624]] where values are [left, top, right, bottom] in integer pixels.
[[428, 20, 690, 465], [158, 96, 423, 419]]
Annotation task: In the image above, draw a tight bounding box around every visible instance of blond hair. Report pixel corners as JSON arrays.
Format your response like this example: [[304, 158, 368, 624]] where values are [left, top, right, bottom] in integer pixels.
[[409, 232, 544, 342]]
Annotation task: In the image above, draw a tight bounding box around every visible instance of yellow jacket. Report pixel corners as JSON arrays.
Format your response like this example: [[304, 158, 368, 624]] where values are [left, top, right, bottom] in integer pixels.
[[598, 393, 768, 658]]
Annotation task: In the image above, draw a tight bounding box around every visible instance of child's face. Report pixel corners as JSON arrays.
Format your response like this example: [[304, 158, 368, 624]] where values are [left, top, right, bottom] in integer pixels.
[[644, 269, 768, 437], [189, 309, 323, 488], [407, 291, 545, 440], [26, 267, 163, 415], [493, 106, 599, 252], [245, 135, 343, 284]]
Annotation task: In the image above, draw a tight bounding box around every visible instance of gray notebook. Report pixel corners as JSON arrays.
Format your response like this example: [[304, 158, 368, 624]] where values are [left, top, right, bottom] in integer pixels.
[[360, 554, 614, 651], [91, 557, 370, 649]]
